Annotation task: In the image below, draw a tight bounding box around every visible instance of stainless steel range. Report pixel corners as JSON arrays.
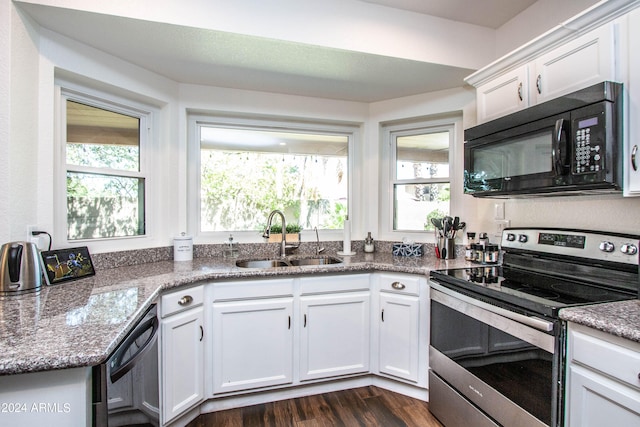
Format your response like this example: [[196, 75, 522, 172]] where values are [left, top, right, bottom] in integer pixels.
[[428, 227, 640, 427]]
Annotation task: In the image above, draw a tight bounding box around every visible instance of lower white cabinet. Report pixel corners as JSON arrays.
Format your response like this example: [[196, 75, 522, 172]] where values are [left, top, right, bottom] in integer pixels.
[[566, 323, 640, 426], [160, 286, 205, 424], [212, 297, 294, 393], [379, 292, 420, 382], [376, 273, 425, 385], [300, 291, 370, 381]]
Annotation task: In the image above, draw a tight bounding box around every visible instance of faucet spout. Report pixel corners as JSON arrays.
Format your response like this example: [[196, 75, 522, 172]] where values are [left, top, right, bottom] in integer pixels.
[[264, 210, 287, 257]]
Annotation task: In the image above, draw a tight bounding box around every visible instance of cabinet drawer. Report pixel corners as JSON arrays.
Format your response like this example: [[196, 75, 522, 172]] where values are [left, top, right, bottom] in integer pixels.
[[161, 285, 204, 318], [571, 328, 640, 389], [378, 273, 420, 296]]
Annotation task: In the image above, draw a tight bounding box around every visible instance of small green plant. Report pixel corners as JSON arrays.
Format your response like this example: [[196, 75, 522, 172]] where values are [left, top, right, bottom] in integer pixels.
[[267, 224, 302, 234]]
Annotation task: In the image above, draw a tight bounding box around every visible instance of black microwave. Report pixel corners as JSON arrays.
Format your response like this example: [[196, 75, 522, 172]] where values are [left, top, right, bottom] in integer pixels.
[[464, 81, 623, 197]]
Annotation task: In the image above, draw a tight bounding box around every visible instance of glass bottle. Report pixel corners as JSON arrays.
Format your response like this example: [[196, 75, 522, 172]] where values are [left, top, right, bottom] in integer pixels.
[[364, 232, 375, 253]]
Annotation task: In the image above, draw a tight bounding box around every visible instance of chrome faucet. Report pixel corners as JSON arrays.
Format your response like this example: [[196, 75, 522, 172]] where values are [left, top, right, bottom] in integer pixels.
[[314, 227, 325, 255], [263, 210, 287, 257]]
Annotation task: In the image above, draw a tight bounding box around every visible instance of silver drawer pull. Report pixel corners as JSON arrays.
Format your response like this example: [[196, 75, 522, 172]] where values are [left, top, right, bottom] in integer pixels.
[[178, 295, 193, 306], [391, 281, 405, 290]]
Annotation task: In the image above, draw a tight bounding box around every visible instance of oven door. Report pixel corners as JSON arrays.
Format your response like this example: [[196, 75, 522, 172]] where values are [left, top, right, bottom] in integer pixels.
[[429, 281, 561, 427]]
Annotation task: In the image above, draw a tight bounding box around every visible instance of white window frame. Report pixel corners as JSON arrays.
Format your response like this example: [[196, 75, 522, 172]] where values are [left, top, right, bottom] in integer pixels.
[[187, 113, 360, 243], [379, 114, 463, 242], [54, 81, 155, 249]]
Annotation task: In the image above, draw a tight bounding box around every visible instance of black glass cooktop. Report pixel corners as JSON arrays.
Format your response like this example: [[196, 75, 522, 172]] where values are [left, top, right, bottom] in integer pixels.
[[430, 265, 636, 318]]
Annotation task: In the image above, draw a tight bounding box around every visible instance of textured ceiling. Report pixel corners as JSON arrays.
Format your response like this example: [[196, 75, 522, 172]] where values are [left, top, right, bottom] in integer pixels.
[[17, 1, 538, 102]]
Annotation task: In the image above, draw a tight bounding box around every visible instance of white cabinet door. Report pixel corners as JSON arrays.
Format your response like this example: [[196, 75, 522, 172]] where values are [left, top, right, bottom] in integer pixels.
[[532, 24, 616, 105], [476, 65, 529, 124], [378, 292, 420, 382], [213, 298, 293, 393], [626, 8, 640, 195], [567, 364, 640, 427], [299, 292, 370, 381], [161, 306, 204, 424]]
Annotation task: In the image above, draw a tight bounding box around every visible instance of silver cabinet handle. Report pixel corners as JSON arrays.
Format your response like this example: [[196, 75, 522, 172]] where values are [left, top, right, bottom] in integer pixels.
[[517, 82, 523, 101], [632, 145, 638, 172], [536, 74, 542, 94], [178, 295, 193, 306], [391, 281, 405, 290]]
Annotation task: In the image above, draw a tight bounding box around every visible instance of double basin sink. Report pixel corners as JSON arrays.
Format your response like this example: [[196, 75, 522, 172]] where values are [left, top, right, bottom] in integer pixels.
[[236, 256, 343, 269]]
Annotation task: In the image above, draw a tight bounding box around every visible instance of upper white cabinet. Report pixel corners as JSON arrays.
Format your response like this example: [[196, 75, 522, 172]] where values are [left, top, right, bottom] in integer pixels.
[[625, 7, 640, 194], [476, 65, 529, 123], [565, 323, 640, 426], [474, 23, 617, 125], [532, 24, 615, 105]]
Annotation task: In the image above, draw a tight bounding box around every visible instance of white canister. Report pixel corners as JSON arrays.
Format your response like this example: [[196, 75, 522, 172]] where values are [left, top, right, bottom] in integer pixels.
[[174, 233, 193, 261]]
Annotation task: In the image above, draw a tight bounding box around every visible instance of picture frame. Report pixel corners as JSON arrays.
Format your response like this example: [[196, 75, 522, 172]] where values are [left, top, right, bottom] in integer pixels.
[[40, 246, 95, 285]]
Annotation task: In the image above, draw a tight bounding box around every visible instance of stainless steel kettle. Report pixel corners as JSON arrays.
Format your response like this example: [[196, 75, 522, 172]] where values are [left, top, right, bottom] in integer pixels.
[[0, 241, 43, 293]]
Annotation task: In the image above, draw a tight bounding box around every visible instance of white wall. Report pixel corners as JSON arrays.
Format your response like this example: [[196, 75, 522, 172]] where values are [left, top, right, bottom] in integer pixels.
[[495, 0, 600, 57], [34, 28, 182, 253], [1, 4, 41, 246], [368, 87, 477, 242]]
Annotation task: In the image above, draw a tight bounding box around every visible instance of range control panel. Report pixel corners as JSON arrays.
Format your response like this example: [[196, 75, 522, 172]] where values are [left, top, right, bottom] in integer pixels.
[[501, 228, 640, 265]]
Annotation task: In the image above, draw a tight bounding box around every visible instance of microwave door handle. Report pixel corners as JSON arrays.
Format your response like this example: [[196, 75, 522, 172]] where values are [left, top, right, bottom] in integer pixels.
[[552, 118, 566, 174]]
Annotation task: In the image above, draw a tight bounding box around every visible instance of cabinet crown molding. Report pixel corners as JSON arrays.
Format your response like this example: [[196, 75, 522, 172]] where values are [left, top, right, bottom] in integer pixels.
[[465, 0, 640, 87]]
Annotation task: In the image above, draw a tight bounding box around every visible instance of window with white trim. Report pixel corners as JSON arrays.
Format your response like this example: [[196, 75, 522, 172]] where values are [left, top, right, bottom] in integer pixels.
[[59, 89, 150, 241], [383, 118, 457, 236], [190, 115, 355, 237]]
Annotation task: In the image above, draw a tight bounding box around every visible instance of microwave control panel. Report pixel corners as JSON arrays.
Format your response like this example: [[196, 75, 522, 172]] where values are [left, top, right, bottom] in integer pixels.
[[572, 105, 606, 175]]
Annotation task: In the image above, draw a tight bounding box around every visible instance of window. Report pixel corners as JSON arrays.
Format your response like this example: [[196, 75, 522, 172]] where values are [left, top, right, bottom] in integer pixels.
[[388, 124, 453, 232], [60, 91, 149, 241], [191, 116, 354, 236]]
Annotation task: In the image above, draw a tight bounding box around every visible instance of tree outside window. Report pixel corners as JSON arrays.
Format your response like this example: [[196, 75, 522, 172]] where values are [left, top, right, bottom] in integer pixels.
[[198, 126, 350, 233]]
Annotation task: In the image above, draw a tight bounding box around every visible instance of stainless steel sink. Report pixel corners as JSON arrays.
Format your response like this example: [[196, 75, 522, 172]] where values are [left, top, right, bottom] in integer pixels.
[[288, 256, 343, 266], [235, 259, 290, 268], [235, 256, 343, 269]]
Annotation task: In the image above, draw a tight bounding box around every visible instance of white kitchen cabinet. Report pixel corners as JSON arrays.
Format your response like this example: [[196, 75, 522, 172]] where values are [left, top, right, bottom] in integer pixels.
[[625, 7, 640, 195], [476, 65, 529, 123], [565, 323, 640, 426], [299, 291, 370, 381], [376, 273, 427, 387], [161, 286, 205, 424], [212, 297, 294, 393], [532, 23, 616, 105], [473, 21, 618, 125]]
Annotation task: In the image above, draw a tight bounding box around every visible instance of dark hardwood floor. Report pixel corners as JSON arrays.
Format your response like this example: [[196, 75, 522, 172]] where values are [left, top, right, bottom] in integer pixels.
[[187, 386, 443, 427]]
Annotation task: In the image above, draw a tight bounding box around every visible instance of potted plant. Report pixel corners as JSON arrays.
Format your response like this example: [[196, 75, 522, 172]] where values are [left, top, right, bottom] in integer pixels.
[[266, 224, 303, 242]]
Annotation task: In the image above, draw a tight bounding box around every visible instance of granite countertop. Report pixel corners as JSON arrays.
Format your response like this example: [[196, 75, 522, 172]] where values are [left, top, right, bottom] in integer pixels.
[[0, 251, 465, 376], [560, 299, 640, 343]]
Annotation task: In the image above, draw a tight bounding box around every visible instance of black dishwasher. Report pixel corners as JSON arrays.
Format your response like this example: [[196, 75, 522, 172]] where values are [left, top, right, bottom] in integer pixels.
[[93, 303, 159, 427]]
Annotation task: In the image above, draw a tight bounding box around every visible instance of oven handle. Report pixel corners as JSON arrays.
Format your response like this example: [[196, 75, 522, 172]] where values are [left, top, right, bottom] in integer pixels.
[[430, 281, 555, 353]]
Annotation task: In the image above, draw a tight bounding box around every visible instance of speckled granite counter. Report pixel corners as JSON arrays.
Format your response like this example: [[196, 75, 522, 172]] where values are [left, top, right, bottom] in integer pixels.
[[560, 300, 640, 343], [0, 251, 467, 376]]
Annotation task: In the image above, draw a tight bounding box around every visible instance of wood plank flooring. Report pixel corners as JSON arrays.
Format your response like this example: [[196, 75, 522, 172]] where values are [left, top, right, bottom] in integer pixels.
[[187, 386, 443, 427]]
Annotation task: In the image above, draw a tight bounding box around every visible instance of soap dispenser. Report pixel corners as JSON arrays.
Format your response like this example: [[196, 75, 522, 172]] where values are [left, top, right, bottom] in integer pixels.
[[223, 234, 239, 258], [364, 232, 375, 253]]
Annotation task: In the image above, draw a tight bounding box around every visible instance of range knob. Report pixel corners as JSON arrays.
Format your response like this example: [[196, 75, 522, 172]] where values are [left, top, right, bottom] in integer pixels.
[[506, 233, 516, 242], [599, 241, 615, 253], [621, 244, 638, 255], [518, 234, 528, 243]]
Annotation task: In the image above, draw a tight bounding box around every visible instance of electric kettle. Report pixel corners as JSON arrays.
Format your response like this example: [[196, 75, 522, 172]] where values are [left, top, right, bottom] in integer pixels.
[[0, 241, 44, 293]]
